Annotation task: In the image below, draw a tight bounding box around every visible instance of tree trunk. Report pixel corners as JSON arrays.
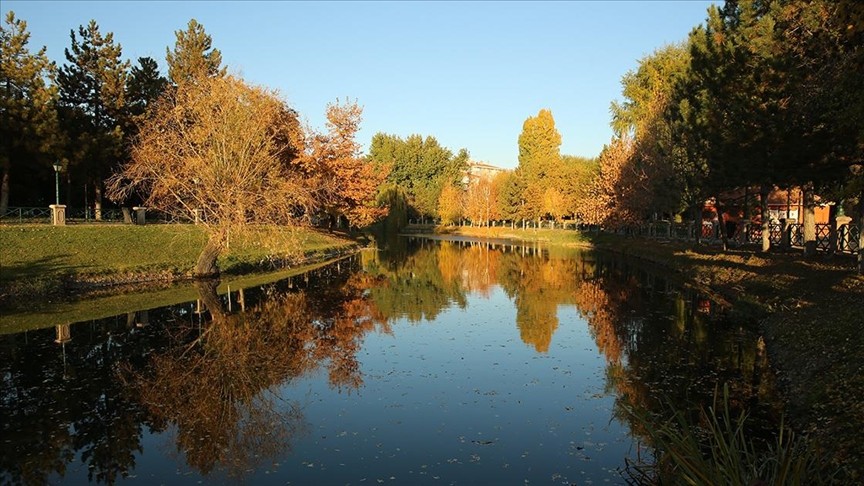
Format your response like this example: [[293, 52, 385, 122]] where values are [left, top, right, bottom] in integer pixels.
[[0, 168, 9, 214], [760, 185, 771, 253], [802, 183, 816, 256], [94, 182, 103, 220], [692, 203, 702, 245], [195, 230, 226, 278], [827, 203, 837, 256], [194, 279, 225, 320], [858, 190, 864, 275], [717, 200, 729, 252]]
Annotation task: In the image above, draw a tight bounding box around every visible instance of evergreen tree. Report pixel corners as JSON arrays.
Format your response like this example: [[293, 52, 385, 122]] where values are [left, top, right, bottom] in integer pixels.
[[166, 19, 225, 84], [0, 11, 60, 209], [57, 20, 129, 214], [125, 56, 167, 124], [497, 169, 527, 224]]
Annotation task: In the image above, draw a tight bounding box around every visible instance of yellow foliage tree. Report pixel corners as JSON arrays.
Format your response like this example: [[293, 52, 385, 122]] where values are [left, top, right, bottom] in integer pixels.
[[108, 73, 312, 277], [437, 179, 463, 225]]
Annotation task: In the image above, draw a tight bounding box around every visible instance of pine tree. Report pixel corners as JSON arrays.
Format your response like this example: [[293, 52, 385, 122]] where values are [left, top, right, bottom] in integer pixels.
[[0, 11, 60, 209], [126, 56, 167, 124], [57, 20, 129, 215], [166, 19, 225, 84]]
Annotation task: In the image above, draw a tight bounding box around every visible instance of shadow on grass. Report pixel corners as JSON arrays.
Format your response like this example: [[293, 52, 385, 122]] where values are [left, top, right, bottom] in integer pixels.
[[0, 254, 80, 281]]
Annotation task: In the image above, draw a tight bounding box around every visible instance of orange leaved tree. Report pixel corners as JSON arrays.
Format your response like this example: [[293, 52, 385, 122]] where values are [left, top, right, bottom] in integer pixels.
[[107, 73, 312, 277]]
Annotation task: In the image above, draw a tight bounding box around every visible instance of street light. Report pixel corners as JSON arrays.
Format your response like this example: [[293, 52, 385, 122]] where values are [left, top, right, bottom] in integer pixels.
[[52, 161, 61, 205]]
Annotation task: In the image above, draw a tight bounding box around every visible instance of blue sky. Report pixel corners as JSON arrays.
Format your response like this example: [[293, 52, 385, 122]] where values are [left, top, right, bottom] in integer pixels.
[[5, 1, 716, 169]]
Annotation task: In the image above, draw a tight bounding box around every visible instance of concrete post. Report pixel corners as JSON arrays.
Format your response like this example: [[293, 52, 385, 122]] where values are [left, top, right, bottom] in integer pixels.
[[193, 208, 204, 225], [132, 206, 146, 225], [49, 204, 66, 226], [54, 324, 71, 343]]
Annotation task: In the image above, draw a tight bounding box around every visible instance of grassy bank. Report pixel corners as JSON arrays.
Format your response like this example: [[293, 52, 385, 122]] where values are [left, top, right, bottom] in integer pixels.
[[0, 224, 355, 299], [0, 256, 350, 335], [431, 225, 863, 480]]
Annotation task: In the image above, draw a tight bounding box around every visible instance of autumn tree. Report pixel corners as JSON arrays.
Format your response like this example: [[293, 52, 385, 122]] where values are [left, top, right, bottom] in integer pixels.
[[576, 136, 638, 229], [497, 169, 527, 225], [611, 43, 692, 222], [300, 99, 389, 229], [437, 178, 463, 225], [559, 155, 599, 223], [107, 74, 311, 277], [57, 20, 129, 217], [0, 11, 60, 210], [463, 169, 501, 226], [165, 18, 225, 84], [517, 109, 562, 221]]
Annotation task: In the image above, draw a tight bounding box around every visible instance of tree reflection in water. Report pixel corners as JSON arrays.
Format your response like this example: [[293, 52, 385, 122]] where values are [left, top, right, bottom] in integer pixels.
[[370, 238, 782, 444], [123, 261, 392, 480]]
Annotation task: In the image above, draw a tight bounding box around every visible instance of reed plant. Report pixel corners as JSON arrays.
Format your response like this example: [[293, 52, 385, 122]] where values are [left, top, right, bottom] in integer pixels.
[[624, 385, 840, 485]]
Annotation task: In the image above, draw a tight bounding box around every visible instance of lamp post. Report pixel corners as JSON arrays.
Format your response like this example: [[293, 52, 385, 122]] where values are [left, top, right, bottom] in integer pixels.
[[52, 161, 61, 205]]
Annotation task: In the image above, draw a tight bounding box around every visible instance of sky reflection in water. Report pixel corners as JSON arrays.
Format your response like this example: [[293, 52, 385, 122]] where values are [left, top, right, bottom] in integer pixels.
[[278, 288, 629, 485]]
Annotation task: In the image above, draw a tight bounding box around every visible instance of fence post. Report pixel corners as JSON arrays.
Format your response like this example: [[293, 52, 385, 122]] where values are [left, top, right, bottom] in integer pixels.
[[132, 206, 147, 225], [49, 204, 67, 226]]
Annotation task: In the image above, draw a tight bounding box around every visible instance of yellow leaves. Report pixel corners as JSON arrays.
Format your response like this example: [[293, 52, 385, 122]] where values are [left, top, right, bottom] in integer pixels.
[[108, 73, 311, 230]]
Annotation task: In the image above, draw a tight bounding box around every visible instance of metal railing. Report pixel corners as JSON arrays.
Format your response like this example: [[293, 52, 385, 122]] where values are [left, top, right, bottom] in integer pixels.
[[0, 206, 194, 225], [0, 207, 52, 223], [624, 220, 859, 255], [424, 217, 860, 256]]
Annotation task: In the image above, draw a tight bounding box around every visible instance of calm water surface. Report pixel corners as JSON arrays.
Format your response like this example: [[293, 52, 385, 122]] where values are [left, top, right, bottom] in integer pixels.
[[0, 237, 781, 485]]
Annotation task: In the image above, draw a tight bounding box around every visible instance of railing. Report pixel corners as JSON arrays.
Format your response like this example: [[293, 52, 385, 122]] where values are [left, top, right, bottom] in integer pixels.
[[0, 206, 194, 225], [413, 217, 860, 256], [0, 207, 52, 223], [629, 220, 859, 256]]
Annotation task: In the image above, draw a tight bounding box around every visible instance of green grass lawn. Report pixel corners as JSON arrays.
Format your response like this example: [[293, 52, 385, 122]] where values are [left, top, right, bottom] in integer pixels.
[[0, 224, 354, 296]]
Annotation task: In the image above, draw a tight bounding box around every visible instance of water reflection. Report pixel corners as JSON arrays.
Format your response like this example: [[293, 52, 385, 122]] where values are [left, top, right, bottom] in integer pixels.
[[1, 258, 391, 484], [0, 237, 781, 484], [368, 237, 781, 449]]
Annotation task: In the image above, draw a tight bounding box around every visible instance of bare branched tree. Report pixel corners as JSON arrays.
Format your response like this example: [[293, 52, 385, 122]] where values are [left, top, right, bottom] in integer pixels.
[[107, 74, 313, 277]]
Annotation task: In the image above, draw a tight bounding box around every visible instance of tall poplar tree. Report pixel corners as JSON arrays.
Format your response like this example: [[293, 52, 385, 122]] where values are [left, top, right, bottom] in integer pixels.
[[57, 20, 129, 215], [166, 19, 225, 84], [0, 11, 60, 210], [517, 109, 562, 221]]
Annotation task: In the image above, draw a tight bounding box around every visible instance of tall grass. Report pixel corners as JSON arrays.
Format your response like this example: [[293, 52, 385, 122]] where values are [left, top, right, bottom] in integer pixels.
[[624, 385, 840, 485]]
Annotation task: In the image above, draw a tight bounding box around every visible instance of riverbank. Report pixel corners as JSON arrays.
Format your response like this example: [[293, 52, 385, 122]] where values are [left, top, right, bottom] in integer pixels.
[[426, 225, 863, 480], [0, 224, 358, 302]]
